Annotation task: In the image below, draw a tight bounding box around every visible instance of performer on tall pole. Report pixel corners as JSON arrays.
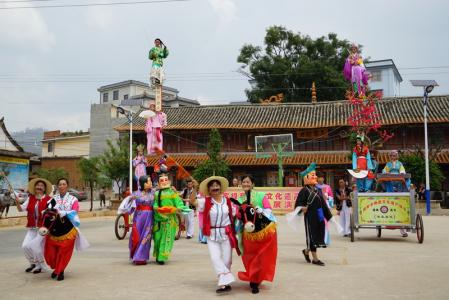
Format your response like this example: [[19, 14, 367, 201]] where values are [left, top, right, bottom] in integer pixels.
[[149, 38, 169, 87], [343, 43, 369, 98]]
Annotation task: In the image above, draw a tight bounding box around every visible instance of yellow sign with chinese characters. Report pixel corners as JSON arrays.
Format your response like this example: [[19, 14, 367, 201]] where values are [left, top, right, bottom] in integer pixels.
[[0, 155, 29, 165], [224, 187, 301, 212], [358, 194, 411, 225]]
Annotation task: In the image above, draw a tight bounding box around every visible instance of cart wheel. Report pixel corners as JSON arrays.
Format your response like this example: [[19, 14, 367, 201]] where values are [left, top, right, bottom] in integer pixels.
[[350, 213, 355, 242], [175, 214, 182, 241], [416, 214, 424, 244], [115, 214, 128, 240], [376, 226, 382, 238]]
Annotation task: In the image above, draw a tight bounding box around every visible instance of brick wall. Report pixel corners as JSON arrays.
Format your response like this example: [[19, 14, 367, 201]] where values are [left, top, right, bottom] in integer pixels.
[[40, 157, 85, 189]]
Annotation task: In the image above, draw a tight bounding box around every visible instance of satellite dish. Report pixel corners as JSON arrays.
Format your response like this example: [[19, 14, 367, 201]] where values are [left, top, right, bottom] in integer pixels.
[[139, 110, 156, 119], [347, 169, 368, 179]]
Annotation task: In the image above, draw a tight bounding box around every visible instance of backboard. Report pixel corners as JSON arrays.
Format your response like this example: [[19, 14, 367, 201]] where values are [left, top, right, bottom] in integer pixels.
[[255, 134, 294, 158]]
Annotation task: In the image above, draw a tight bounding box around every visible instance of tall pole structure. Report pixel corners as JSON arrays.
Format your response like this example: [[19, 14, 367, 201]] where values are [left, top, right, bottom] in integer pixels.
[[423, 90, 430, 215], [129, 112, 133, 192], [410, 80, 438, 215]]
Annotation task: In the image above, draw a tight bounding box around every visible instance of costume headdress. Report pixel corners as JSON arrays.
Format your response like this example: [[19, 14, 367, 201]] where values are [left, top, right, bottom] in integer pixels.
[[300, 162, 317, 178], [136, 144, 145, 153]]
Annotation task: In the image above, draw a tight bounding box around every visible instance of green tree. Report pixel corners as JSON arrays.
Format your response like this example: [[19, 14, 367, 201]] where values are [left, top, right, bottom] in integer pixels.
[[78, 157, 108, 211], [36, 168, 68, 186], [238, 26, 356, 103], [400, 154, 445, 190], [193, 129, 231, 183], [98, 138, 129, 200]]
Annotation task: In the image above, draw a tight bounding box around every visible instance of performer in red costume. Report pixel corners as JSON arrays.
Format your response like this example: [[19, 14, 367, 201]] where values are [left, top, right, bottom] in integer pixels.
[[16, 178, 52, 274]]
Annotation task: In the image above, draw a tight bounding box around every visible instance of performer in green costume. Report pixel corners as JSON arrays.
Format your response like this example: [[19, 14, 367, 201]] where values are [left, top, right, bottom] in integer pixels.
[[149, 38, 169, 86], [152, 173, 190, 264]]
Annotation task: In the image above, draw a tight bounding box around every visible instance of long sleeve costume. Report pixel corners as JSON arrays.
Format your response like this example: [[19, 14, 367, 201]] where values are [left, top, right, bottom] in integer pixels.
[[295, 186, 333, 251], [152, 188, 190, 263]]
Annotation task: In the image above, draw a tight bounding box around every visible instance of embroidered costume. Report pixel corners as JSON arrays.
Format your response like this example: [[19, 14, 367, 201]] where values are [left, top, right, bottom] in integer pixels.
[[44, 192, 89, 279], [382, 153, 410, 192], [152, 175, 190, 264], [149, 44, 169, 85], [352, 136, 374, 192], [132, 145, 148, 181], [343, 43, 369, 97], [237, 190, 277, 287], [202, 196, 239, 286], [20, 178, 52, 274], [145, 111, 167, 155], [128, 190, 154, 264], [294, 163, 342, 266], [199, 176, 239, 293]]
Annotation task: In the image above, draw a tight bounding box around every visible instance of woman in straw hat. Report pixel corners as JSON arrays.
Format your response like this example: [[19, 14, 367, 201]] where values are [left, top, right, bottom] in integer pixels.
[[199, 176, 240, 294], [15, 177, 52, 274]]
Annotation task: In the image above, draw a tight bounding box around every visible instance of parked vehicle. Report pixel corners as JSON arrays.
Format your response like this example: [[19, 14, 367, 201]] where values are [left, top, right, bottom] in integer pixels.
[[68, 188, 87, 201]]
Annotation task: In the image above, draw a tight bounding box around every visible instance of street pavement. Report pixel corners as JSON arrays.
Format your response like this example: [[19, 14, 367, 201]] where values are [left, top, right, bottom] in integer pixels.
[[1, 215, 449, 300]]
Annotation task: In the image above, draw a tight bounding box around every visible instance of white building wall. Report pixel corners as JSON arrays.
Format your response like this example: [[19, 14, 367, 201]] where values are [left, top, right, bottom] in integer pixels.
[[0, 129, 19, 151], [42, 136, 90, 158]]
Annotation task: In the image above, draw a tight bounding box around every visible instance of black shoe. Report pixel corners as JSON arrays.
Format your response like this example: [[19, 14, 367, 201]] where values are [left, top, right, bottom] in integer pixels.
[[32, 268, 42, 274], [51, 272, 57, 279], [156, 260, 165, 265], [186, 236, 192, 239], [26, 264, 36, 273], [216, 286, 230, 294], [225, 285, 232, 291], [57, 272, 64, 281], [250, 282, 259, 293], [302, 249, 311, 263], [312, 260, 325, 266]]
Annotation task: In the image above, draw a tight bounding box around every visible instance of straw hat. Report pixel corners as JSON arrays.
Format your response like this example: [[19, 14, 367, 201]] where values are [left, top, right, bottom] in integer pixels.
[[28, 178, 53, 195], [199, 176, 229, 196]]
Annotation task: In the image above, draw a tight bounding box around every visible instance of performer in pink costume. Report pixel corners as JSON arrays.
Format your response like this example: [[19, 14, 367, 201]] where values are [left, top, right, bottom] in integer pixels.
[[132, 145, 148, 183], [145, 103, 167, 155], [343, 43, 370, 98]]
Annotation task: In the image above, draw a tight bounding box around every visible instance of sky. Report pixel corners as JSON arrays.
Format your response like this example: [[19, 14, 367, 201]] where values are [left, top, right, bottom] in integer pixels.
[[1, 0, 449, 133]]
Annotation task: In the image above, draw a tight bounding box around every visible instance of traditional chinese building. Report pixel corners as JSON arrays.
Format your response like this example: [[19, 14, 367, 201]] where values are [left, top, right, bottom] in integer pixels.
[[115, 95, 449, 191]]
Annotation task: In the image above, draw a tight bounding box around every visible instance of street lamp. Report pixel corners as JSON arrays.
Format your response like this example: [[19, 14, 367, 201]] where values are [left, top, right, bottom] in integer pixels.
[[410, 79, 439, 215], [117, 106, 134, 193]]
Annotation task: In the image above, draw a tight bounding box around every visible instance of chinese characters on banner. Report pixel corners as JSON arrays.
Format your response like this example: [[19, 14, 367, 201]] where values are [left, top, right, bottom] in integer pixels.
[[224, 187, 301, 212], [358, 194, 411, 225]]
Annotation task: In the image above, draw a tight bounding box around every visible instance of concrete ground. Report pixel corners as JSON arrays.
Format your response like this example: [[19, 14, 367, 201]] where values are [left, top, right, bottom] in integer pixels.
[[1, 215, 448, 300]]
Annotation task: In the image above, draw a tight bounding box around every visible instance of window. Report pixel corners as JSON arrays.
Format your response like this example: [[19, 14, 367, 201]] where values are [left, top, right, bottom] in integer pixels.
[[124, 94, 129, 100], [47, 142, 54, 153], [103, 92, 109, 102], [371, 70, 382, 82], [113, 90, 119, 101]]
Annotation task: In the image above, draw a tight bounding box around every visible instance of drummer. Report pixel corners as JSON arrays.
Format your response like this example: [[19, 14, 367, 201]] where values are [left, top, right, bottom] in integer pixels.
[[382, 150, 410, 193], [382, 150, 410, 237]]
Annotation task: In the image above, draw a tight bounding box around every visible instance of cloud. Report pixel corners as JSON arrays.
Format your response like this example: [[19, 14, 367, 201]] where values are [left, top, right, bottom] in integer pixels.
[[84, 7, 116, 31], [0, 6, 55, 52], [208, 0, 237, 22]]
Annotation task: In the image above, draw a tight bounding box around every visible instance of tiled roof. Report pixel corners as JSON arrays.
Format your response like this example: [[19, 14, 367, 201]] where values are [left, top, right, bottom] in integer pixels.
[[115, 95, 449, 131], [145, 150, 449, 167]]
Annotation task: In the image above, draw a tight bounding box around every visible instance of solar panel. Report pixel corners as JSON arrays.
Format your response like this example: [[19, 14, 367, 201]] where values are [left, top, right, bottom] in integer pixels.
[[410, 80, 439, 87]]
